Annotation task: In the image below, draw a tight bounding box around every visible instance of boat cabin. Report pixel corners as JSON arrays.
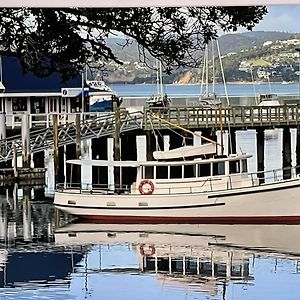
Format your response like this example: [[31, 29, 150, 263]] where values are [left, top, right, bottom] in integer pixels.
[[258, 93, 280, 106], [131, 153, 254, 195]]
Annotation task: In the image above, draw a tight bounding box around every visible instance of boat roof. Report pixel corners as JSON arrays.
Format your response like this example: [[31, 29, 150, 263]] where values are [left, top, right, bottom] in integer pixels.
[[66, 159, 140, 167], [66, 154, 252, 167]]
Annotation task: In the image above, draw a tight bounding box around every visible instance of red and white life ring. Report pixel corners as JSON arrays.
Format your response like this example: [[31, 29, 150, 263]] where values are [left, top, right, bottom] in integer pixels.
[[139, 244, 155, 257], [138, 179, 154, 195]]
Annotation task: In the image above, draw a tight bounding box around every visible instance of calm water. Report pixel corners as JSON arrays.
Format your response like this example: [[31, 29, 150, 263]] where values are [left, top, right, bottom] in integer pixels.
[[112, 82, 300, 97], [112, 82, 300, 108], [0, 194, 300, 300], [2, 84, 300, 299]]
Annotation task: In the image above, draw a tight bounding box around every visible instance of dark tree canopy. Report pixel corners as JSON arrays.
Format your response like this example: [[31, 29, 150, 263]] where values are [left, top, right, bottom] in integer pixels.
[[0, 7, 267, 81]]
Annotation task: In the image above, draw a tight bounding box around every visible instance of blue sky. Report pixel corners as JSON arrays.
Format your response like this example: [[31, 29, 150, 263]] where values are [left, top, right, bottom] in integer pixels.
[[249, 5, 300, 33]]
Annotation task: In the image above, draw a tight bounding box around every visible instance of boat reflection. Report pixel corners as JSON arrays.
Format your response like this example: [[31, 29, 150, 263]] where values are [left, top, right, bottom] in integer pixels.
[[55, 222, 300, 295]]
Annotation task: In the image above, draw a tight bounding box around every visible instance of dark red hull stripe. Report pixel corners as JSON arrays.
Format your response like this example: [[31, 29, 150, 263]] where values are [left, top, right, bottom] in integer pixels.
[[77, 215, 300, 224]]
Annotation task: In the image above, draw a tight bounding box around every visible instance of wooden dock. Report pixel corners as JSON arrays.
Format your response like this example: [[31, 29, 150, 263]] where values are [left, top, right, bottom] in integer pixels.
[[143, 105, 300, 130]]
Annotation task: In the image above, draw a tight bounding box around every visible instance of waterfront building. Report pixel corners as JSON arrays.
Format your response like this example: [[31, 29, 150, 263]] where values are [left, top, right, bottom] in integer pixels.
[[0, 56, 88, 119]]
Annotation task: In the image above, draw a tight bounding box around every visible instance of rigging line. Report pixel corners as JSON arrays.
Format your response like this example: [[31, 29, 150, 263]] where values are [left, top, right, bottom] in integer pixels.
[[150, 114, 193, 140], [216, 39, 233, 154], [200, 51, 205, 97], [148, 115, 161, 151], [212, 40, 215, 95], [149, 113, 221, 146]]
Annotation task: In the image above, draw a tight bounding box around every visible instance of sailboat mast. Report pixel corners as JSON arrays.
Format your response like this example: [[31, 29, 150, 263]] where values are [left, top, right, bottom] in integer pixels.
[[156, 59, 160, 95], [205, 45, 209, 96], [159, 60, 164, 97], [212, 41, 215, 95]]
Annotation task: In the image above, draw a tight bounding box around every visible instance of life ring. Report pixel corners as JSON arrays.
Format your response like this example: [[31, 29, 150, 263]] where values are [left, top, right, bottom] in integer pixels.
[[139, 244, 155, 257], [138, 179, 154, 195]]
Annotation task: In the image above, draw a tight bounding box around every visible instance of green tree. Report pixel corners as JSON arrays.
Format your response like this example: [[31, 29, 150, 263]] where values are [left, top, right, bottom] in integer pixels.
[[0, 7, 267, 81]]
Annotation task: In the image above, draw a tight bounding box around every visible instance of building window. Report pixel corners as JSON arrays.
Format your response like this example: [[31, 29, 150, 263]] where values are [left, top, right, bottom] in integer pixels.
[[12, 97, 27, 111]]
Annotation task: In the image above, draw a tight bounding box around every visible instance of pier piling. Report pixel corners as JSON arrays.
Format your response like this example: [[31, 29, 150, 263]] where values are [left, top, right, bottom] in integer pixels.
[[21, 113, 30, 168], [282, 127, 292, 179], [53, 114, 59, 184], [257, 129, 265, 183]]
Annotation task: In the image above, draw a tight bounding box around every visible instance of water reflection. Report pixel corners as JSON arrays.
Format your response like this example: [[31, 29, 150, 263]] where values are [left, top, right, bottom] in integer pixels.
[[54, 222, 300, 299], [0, 188, 84, 291], [0, 190, 300, 299]]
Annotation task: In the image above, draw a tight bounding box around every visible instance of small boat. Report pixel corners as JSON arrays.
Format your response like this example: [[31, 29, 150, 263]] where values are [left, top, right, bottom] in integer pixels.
[[258, 93, 280, 139], [199, 93, 222, 108], [146, 94, 171, 108], [87, 80, 122, 112], [258, 93, 280, 106], [146, 60, 171, 108], [54, 140, 300, 223]]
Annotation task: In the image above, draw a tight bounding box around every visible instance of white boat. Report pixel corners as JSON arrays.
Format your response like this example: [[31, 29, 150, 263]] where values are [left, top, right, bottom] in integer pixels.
[[258, 93, 280, 139], [87, 80, 122, 112], [54, 142, 300, 223], [258, 93, 280, 106], [146, 60, 171, 108], [198, 40, 224, 108], [199, 93, 222, 108], [146, 94, 171, 108]]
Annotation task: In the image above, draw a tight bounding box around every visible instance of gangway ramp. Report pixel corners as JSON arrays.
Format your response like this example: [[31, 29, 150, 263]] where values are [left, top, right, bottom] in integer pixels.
[[0, 111, 143, 162]]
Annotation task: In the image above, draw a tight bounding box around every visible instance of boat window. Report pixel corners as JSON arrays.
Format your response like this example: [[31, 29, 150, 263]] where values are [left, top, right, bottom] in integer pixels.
[[198, 163, 211, 177], [241, 159, 248, 173], [229, 161, 240, 174], [184, 165, 196, 178], [213, 162, 225, 175], [170, 165, 182, 179], [156, 166, 168, 179], [144, 166, 154, 179]]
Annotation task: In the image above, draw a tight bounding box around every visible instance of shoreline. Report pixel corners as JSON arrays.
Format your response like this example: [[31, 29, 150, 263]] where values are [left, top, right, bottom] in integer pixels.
[[110, 81, 297, 86]]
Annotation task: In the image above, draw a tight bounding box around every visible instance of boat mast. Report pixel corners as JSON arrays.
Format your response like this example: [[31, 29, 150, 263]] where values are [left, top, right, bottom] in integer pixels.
[[205, 45, 209, 97], [156, 59, 160, 95], [159, 60, 164, 98], [212, 41, 215, 96]]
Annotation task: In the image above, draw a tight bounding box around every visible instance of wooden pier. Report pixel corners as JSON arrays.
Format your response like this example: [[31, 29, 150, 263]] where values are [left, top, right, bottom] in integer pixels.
[[143, 105, 300, 130], [0, 104, 300, 185]]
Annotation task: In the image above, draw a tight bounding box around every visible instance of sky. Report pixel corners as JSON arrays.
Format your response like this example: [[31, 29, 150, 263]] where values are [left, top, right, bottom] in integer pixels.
[[247, 5, 300, 33]]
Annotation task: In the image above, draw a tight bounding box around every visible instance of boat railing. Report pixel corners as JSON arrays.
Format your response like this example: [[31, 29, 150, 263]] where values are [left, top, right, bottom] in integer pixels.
[[56, 166, 300, 195], [56, 182, 131, 194]]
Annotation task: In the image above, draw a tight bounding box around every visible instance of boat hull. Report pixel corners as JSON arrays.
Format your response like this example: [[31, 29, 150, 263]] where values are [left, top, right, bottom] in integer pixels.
[[54, 178, 300, 224]]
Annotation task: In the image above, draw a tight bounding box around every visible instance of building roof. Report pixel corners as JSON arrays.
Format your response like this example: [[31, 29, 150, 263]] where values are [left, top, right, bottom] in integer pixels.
[[1, 56, 82, 94]]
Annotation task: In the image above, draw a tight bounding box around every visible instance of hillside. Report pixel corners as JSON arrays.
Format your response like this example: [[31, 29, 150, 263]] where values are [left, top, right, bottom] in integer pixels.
[[95, 31, 300, 84]]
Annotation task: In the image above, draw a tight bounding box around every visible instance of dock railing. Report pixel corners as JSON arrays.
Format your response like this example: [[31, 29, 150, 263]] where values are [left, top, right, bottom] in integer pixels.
[[143, 104, 300, 130]]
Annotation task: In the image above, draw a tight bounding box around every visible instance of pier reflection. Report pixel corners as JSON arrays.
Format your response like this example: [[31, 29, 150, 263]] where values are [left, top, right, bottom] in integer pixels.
[[0, 187, 84, 289]]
